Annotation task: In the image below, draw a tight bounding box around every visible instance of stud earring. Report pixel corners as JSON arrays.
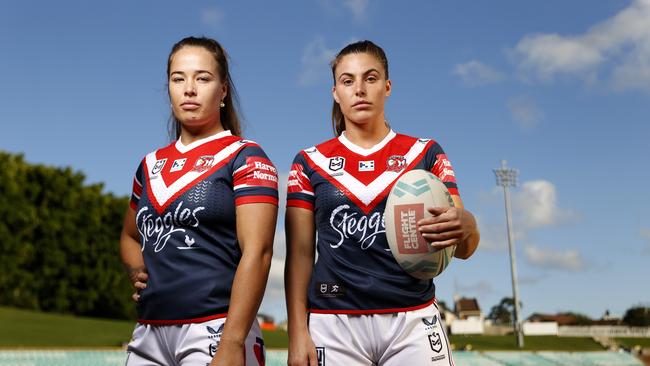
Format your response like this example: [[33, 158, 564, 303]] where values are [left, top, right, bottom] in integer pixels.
[[220, 100, 225, 108]]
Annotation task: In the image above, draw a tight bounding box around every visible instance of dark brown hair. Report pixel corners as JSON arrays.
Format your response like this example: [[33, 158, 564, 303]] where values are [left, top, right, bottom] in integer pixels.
[[330, 40, 389, 136], [166, 36, 242, 139]]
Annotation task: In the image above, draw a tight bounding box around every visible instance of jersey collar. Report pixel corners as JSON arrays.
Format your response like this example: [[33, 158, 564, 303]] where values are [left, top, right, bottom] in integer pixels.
[[175, 130, 232, 153], [338, 130, 396, 157]]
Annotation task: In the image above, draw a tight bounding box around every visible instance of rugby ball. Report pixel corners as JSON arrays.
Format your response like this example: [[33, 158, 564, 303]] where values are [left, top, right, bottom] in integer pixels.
[[385, 169, 456, 279]]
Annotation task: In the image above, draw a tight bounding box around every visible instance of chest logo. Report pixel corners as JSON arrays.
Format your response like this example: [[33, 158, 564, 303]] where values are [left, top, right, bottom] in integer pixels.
[[170, 158, 187, 172], [387, 155, 406, 172], [151, 159, 167, 175], [192, 155, 215, 172], [328, 157, 345, 172], [358, 160, 375, 172]]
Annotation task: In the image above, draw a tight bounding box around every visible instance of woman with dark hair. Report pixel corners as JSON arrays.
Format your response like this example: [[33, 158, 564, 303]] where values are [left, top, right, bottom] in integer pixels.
[[120, 36, 277, 366], [285, 40, 480, 365]]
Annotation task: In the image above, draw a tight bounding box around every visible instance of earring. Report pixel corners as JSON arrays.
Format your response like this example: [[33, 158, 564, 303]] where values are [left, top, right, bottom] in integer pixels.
[[220, 100, 225, 108]]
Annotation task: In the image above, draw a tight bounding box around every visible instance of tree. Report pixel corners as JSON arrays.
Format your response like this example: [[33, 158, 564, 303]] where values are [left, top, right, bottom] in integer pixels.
[[623, 306, 650, 326], [488, 297, 517, 325], [0, 151, 135, 319]]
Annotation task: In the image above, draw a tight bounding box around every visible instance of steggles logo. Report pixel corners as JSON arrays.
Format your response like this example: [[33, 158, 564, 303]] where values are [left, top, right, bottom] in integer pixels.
[[136, 201, 205, 253], [329, 204, 386, 250]]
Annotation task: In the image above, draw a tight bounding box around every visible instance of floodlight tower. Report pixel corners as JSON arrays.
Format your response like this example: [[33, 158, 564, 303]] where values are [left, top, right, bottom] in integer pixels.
[[493, 160, 524, 348]]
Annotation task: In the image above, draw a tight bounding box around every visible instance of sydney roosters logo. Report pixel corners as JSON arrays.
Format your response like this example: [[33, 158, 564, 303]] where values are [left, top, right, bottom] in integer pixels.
[[136, 201, 204, 253], [387, 155, 406, 172], [329, 205, 387, 250], [192, 155, 215, 172]]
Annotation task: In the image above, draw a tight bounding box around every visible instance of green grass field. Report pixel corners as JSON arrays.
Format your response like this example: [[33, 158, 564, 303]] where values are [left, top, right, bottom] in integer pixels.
[[450, 335, 604, 351], [0, 306, 134, 347], [0, 306, 624, 352], [616, 337, 650, 349]]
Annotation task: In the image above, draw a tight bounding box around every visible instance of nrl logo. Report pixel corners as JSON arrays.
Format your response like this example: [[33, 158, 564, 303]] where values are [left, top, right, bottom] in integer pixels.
[[328, 156, 345, 172], [151, 158, 167, 175], [428, 332, 443, 353]]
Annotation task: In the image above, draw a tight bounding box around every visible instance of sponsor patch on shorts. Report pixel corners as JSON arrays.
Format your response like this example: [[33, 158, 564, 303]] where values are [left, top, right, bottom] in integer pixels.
[[316, 347, 325, 366]]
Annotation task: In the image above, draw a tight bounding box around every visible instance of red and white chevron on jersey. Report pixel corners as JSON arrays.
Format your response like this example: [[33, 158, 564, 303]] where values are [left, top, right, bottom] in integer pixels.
[[144, 139, 249, 214], [301, 134, 432, 214]]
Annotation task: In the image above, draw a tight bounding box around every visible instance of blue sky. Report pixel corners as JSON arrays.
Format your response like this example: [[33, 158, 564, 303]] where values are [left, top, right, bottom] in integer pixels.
[[2, 0, 649, 323]]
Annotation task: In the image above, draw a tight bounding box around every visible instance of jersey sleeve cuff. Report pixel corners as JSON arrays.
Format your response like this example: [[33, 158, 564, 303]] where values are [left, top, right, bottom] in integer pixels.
[[235, 195, 279, 206], [286, 199, 314, 211]]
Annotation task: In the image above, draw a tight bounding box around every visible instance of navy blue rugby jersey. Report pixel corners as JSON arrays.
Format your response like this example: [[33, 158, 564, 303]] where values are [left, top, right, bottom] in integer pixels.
[[286, 130, 459, 314], [129, 130, 278, 324]]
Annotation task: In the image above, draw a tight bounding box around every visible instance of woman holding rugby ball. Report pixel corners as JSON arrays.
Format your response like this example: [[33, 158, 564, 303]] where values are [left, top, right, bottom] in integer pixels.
[[285, 40, 480, 366]]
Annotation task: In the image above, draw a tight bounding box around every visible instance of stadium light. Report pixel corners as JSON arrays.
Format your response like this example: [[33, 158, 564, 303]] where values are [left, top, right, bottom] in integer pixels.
[[493, 160, 524, 348]]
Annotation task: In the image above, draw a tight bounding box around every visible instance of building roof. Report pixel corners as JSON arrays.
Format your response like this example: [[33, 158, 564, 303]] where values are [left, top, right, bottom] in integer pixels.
[[455, 297, 481, 313]]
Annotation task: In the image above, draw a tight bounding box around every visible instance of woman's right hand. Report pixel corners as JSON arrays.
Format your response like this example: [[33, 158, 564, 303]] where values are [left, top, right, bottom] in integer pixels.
[[288, 328, 318, 366], [128, 267, 148, 302]]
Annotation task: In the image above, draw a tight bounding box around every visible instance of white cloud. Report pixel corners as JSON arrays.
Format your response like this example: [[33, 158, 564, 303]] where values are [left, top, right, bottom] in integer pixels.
[[475, 213, 528, 252], [506, 96, 543, 130], [200, 7, 225, 28], [512, 180, 579, 229], [343, 0, 370, 20], [453, 60, 505, 86], [319, 0, 370, 21], [478, 180, 586, 272], [511, 0, 650, 91], [642, 228, 650, 240], [525, 244, 585, 271], [299, 37, 338, 86]]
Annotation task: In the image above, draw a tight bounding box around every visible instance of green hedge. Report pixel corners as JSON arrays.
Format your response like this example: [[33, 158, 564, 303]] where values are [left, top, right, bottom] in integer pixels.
[[0, 152, 134, 320]]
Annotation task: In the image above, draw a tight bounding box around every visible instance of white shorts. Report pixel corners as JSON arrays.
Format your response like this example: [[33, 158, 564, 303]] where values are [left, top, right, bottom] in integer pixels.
[[125, 318, 265, 366], [309, 304, 453, 366]]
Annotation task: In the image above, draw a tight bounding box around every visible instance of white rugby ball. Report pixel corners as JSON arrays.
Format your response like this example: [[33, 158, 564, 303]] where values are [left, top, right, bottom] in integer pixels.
[[385, 169, 456, 279]]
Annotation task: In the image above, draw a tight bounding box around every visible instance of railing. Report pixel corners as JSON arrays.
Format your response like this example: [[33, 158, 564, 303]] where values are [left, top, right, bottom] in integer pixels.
[[559, 325, 650, 338]]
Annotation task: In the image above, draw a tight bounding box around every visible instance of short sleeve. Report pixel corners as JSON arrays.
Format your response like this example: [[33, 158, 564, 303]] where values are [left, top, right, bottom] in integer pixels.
[[426, 141, 459, 196], [231, 144, 279, 206], [129, 160, 144, 210], [286, 152, 315, 211]]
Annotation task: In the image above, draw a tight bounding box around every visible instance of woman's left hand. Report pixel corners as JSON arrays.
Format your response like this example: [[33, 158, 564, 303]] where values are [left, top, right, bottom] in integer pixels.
[[417, 206, 470, 250], [209, 339, 245, 366]]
